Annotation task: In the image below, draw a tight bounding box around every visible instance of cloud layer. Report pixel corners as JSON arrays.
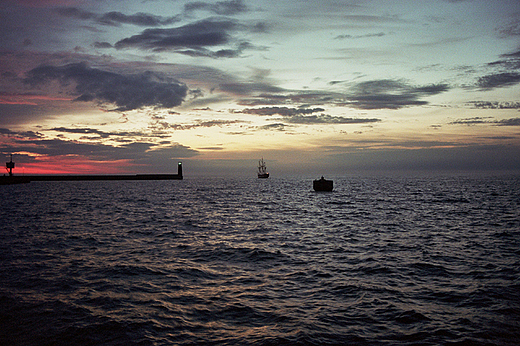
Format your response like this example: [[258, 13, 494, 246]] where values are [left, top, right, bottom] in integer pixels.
[[114, 18, 261, 57], [346, 80, 449, 110], [24, 63, 188, 111], [56, 7, 180, 26]]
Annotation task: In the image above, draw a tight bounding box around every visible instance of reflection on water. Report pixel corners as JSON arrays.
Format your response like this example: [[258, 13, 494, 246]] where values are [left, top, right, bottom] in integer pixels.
[[1, 175, 519, 345]]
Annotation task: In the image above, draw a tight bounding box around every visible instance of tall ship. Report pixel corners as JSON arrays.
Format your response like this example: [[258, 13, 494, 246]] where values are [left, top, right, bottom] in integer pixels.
[[257, 158, 269, 178]]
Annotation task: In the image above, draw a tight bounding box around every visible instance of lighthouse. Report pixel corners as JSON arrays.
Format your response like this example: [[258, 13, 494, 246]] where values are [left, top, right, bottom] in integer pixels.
[[5, 154, 15, 176]]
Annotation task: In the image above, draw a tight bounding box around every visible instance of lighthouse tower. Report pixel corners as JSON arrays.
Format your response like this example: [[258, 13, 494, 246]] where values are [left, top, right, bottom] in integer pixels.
[[5, 154, 15, 176]]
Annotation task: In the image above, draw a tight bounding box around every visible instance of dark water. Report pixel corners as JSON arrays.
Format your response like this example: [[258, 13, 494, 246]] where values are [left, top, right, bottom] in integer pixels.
[[1, 174, 519, 345]]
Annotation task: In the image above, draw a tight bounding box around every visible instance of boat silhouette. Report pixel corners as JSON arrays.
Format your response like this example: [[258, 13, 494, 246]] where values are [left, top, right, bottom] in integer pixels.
[[257, 158, 269, 178], [313, 176, 333, 191]]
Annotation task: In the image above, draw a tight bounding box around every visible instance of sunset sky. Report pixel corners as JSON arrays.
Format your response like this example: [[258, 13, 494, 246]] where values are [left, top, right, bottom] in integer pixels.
[[1, 0, 519, 176]]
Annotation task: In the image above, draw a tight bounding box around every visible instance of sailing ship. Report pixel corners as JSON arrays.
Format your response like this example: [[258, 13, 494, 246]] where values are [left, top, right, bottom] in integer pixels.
[[257, 158, 269, 178]]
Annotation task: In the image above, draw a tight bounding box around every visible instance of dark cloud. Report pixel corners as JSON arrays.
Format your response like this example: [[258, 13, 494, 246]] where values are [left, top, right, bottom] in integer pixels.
[[50, 127, 154, 139], [24, 62, 188, 111], [0, 127, 42, 139], [1, 132, 198, 172], [497, 21, 520, 38], [99, 12, 180, 26], [477, 72, 520, 90], [346, 79, 449, 109], [114, 19, 238, 49], [337, 14, 404, 24], [487, 49, 520, 70], [285, 114, 380, 124], [222, 78, 447, 111], [497, 118, 520, 126], [56, 7, 180, 26], [51, 127, 110, 138], [478, 49, 520, 89], [334, 32, 385, 40], [468, 101, 520, 109], [164, 119, 245, 130], [174, 42, 252, 58], [241, 106, 325, 116], [239, 107, 380, 124], [448, 117, 493, 125], [500, 50, 520, 59], [448, 117, 520, 126], [236, 90, 338, 106], [93, 42, 113, 49], [184, 0, 248, 15], [114, 18, 259, 57], [259, 123, 287, 131]]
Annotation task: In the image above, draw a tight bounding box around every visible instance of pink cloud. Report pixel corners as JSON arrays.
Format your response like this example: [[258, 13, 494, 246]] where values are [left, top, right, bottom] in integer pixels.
[[6, 0, 83, 8], [18, 156, 138, 175], [0, 93, 72, 105]]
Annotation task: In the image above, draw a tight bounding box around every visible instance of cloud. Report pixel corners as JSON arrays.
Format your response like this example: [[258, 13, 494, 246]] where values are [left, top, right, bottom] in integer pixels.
[[477, 72, 520, 90], [1, 131, 198, 172], [241, 106, 325, 116], [468, 101, 520, 109], [487, 49, 520, 70], [114, 18, 260, 57], [284, 114, 380, 124], [56, 7, 180, 26], [114, 18, 237, 49], [477, 49, 520, 89], [184, 0, 248, 15], [220, 77, 447, 112], [497, 118, 520, 126], [236, 90, 342, 106], [346, 79, 449, 109], [448, 117, 520, 126], [334, 32, 385, 40], [497, 20, 520, 38], [99, 11, 180, 26], [164, 119, 246, 130], [0, 127, 42, 139], [50, 127, 157, 139], [239, 107, 380, 124], [448, 117, 493, 125], [259, 123, 287, 131], [93, 42, 113, 49], [24, 62, 189, 111]]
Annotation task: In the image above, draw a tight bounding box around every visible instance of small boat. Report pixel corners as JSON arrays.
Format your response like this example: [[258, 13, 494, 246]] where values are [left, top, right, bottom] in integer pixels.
[[313, 176, 333, 191], [257, 158, 269, 178]]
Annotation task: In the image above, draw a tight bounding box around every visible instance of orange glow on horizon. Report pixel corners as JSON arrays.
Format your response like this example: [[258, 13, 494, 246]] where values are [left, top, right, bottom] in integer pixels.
[[0, 94, 73, 106], [11, 157, 140, 175]]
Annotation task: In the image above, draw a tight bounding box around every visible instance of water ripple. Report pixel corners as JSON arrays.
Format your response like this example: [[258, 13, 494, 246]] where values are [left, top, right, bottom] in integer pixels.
[[1, 175, 519, 345]]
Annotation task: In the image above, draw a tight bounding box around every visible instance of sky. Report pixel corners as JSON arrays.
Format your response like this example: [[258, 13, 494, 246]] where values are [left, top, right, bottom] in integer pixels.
[[1, 0, 520, 176]]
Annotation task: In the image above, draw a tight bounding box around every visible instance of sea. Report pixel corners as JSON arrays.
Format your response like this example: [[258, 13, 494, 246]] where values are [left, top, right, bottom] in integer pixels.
[[1, 174, 519, 346]]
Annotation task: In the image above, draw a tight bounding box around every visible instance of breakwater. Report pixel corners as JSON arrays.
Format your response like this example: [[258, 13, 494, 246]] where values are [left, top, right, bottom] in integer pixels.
[[1, 163, 182, 184]]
